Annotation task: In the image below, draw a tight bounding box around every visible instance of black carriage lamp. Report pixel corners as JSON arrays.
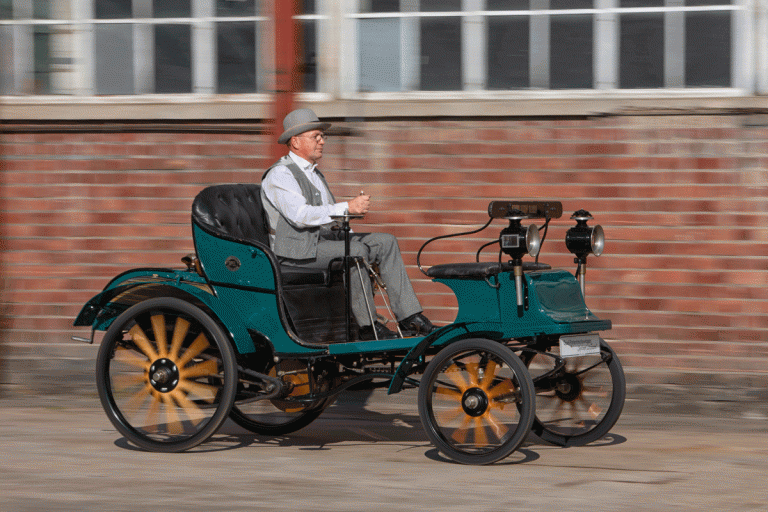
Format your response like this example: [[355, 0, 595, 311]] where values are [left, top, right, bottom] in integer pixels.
[[500, 210, 541, 307], [565, 209, 605, 297]]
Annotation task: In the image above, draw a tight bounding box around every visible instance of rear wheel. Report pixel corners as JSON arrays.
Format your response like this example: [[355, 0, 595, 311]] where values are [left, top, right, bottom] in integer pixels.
[[522, 339, 625, 447], [96, 297, 237, 452], [418, 338, 535, 465], [229, 360, 330, 435]]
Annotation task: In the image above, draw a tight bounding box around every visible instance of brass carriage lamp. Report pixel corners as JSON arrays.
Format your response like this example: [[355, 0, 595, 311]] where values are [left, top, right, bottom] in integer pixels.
[[565, 209, 604, 297], [500, 210, 541, 307]]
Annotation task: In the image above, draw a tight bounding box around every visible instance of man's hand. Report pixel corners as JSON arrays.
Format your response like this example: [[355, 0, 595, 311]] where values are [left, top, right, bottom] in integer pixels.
[[348, 193, 371, 215]]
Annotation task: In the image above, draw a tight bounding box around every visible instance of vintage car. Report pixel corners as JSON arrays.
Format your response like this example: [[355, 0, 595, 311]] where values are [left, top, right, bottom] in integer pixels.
[[74, 184, 625, 465]]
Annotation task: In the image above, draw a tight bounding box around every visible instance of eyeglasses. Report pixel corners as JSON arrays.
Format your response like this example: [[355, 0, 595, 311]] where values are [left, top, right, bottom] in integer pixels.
[[294, 133, 328, 142]]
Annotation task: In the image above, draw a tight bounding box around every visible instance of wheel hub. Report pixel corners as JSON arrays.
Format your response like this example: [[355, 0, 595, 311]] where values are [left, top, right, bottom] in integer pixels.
[[149, 358, 179, 393], [461, 387, 489, 417], [554, 373, 582, 402]]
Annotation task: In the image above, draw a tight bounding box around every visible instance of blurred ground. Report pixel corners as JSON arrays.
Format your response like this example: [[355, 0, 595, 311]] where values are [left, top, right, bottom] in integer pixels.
[[1, 369, 767, 511]]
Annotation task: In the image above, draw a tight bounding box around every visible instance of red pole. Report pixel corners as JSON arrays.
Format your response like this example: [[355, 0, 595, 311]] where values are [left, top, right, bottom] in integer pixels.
[[271, 0, 299, 162]]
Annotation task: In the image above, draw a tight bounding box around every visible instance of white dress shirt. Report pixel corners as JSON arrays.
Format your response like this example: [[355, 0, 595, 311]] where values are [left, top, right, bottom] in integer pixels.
[[262, 152, 349, 238]]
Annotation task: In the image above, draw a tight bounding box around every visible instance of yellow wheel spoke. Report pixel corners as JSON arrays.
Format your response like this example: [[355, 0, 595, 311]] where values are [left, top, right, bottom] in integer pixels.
[[180, 359, 218, 379], [484, 411, 510, 440], [144, 391, 162, 432], [465, 362, 480, 387], [170, 389, 205, 426], [487, 378, 514, 400], [161, 393, 183, 434], [178, 379, 218, 403], [176, 333, 210, 368], [125, 382, 153, 413], [112, 373, 147, 392], [480, 360, 497, 391], [473, 417, 488, 447], [451, 415, 473, 444], [433, 385, 462, 400], [128, 324, 159, 361], [435, 405, 465, 424], [151, 314, 168, 358], [114, 348, 150, 370], [586, 400, 602, 419], [444, 364, 468, 392], [169, 317, 190, 360]]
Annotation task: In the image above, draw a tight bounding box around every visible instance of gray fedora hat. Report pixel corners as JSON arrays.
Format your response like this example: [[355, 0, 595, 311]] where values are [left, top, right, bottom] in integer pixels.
[[278, 108, 331, 145]]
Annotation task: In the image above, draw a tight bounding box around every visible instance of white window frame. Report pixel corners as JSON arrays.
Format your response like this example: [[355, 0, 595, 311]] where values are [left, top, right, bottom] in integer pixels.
[[341, 0, 758, 94], [1, 0, 768, 120]]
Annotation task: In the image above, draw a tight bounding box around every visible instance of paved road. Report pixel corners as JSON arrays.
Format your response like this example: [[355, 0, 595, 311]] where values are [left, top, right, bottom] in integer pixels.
[[1, 388, 766, 512]]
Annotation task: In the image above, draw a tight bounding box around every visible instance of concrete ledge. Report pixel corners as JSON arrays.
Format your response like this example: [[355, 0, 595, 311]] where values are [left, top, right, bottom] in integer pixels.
[[3, 91, 767, 121]]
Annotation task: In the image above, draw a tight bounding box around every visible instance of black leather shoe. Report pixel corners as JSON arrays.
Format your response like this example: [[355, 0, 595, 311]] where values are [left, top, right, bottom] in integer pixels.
[[399, 313, 436, 335], [358, 322, 398, 341]]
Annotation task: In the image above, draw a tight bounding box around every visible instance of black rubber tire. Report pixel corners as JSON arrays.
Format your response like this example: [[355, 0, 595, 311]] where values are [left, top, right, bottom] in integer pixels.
[[418, 338, 535, 465], [523, 339, 625, 447], [96, 297, 237, 452], [228, 400, 328, 436]]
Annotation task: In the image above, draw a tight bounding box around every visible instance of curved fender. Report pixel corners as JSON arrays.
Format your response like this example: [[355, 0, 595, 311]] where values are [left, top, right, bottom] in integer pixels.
[[75, 272, 256, 354], [387, 322, 504, 395]]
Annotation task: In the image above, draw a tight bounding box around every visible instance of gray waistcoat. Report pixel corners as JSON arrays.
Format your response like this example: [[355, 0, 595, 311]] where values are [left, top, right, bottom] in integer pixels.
[[261, 155, 336, 260]]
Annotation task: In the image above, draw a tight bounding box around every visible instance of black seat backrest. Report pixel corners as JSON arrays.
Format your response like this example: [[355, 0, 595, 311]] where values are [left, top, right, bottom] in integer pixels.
[[191, 183, 353, 344], [191, 184, 270, 245]]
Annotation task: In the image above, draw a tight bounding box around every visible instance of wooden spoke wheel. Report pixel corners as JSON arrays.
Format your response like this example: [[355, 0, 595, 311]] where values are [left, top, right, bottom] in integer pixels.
[[96, 298, 237, 452], [229, 360, 330, 436], [418, 338, 535, 465], [522, 339, 625, 447]]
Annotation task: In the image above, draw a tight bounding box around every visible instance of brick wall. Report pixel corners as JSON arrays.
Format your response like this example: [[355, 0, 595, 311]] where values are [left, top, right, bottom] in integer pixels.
[[1, 114, 766, 384]]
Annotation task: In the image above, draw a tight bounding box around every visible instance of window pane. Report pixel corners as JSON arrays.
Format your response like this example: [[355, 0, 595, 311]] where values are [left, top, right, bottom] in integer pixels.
[[360, 0, 399, 12], [155, 25, 192, 93], [95, 24, 133, 94], [487, 16, 529, 89], [550, 14, 593, 89], [217, 22, 256, 93], [301, 0, 316, 14], [34, 27, 51, 94], [620, 0, 663, 6], [685, 11, 730, 86], [420, 17, 462, 90], [96, 0, 132, 19], [34, 0, 52, 19], [0, 0, 11, 19], [301, 20, 317, 92], [487, 0, 529, 9], [686, 0, 731, 5], [620, 13, 664, 88], [551, 0, 592, 8], [217, 0, 256, 17], [154, 0, 191, 18], [0, 26, 12, 93], [359, 18, 400, 91], [421, 0, 461, 11]]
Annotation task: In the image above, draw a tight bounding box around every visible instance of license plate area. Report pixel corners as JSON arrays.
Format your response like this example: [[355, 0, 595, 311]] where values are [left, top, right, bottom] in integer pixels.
[[559, 334, 601, 358]]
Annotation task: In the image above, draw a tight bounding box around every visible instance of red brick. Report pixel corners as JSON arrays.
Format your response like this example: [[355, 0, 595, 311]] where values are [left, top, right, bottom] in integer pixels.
[[2, 116, 767, 379]]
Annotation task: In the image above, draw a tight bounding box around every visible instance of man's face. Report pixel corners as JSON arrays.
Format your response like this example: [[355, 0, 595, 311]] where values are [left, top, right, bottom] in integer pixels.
[[291, 129, 326, 164]]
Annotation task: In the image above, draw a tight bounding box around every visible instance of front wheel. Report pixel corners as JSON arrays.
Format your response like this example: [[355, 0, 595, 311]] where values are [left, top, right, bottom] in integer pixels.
[[418, 338, 535, 465], [522, 339, 625, 447], [96, 297, 237, 452]]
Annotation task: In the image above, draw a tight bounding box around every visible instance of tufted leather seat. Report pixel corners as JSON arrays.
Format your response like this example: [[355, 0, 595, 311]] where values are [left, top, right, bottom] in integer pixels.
[[192, 184, 270, 246], [191, 184, 334, 286], [191, 183, 353, 343]]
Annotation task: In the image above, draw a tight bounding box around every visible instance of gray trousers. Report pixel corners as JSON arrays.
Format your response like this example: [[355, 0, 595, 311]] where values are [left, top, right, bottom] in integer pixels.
[[280, 231, 422, 327]]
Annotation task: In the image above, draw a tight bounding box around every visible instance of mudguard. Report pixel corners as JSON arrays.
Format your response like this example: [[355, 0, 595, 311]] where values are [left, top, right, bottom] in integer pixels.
[[73, 268, 258, 354]]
